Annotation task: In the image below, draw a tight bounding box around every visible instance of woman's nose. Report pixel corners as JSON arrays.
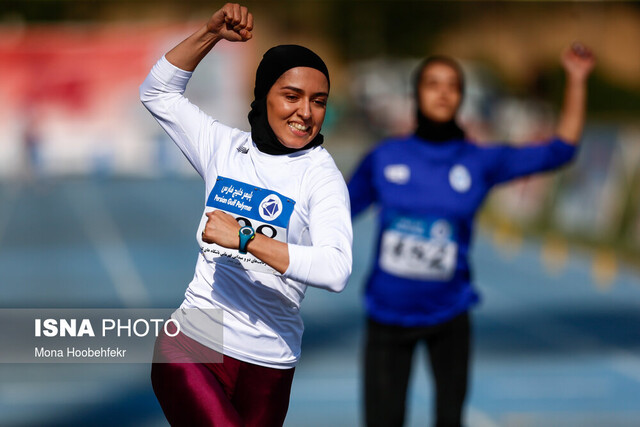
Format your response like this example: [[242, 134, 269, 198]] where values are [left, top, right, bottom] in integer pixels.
[[298, 99, 311, 120]]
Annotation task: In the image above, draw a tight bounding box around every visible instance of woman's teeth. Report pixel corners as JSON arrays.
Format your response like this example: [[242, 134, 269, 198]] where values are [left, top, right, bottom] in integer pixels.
[[289, 122, 308, 132]]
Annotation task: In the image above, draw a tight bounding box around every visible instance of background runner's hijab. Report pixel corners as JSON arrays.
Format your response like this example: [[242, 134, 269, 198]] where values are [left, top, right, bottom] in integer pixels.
[[414, 56, 466, 143], [248, 45, 330, 155]]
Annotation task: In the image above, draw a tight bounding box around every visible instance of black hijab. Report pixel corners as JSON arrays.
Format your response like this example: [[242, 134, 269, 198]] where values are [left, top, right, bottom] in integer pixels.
[[248, 45, 330, 155], [413, 56, 466, 143]]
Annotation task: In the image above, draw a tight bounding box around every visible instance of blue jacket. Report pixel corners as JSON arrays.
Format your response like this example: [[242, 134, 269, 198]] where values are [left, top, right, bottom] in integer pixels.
[[348, 135, 576, 326]]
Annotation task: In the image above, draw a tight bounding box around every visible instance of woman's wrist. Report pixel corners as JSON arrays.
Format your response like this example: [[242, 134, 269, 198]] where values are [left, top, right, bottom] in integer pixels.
[[201, 25, 224, 46], [565, 70, 589, 86], [165, 25, 222, 72]]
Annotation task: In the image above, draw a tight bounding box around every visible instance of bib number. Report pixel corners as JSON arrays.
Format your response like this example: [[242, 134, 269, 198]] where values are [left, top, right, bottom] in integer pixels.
[[379, 217, 458, 281]]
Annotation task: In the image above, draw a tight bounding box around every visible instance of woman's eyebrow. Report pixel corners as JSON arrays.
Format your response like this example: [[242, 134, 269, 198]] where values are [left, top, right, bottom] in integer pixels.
[[280, 86, 328, 97], [280, 86, 304, 94]]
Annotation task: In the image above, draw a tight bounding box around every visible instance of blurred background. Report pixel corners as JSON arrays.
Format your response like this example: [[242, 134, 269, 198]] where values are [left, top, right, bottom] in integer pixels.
[[1, 1, 639, 426]]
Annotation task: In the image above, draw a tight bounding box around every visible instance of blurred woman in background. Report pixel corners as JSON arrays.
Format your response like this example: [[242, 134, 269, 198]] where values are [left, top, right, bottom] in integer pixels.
[[349, 44, 595, 426]]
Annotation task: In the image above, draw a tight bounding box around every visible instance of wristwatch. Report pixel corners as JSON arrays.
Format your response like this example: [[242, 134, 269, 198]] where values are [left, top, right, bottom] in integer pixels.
[[238, 226, 256, 254]]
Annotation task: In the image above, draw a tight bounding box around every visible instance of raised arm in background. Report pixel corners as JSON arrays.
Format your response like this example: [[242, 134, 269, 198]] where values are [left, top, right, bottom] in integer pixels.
[[555, 42, 596, 144]]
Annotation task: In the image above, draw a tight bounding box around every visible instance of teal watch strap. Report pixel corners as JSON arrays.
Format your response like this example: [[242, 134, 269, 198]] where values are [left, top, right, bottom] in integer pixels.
[[238, 226, 255, 254]]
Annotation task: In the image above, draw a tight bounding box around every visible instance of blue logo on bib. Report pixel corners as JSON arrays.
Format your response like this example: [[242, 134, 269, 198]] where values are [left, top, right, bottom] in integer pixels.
[[259, 195, 283, 221]]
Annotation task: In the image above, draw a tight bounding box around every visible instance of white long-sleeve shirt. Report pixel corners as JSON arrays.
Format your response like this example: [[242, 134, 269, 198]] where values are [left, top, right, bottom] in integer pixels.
[[140, 57, 352, 368]]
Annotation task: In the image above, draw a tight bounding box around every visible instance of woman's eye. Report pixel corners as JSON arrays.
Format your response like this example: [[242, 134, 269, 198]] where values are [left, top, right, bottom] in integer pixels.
[[285, 94, 298, 101], [313, 99, 327, 107]]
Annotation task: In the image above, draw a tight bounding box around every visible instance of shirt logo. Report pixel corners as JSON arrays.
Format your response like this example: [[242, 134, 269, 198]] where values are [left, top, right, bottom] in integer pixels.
[[236, 144, 249, 154], [449, 164, 471, 193], [259, 195, 283, 221], [384, 164, 410, 184], [430, 219, 453, 241]]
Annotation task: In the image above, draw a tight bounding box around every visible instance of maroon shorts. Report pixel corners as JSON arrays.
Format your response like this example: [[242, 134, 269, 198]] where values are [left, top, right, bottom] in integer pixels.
[[151, 324, 295, 427]]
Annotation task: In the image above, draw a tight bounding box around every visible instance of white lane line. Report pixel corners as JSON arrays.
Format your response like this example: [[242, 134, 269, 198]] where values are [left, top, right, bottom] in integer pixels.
[[65, 183, 150, 307], [482, 278, 640, 386], [609, 352, 640, 383], [467, 407, 501, 427], [0, 183, 20, 248]]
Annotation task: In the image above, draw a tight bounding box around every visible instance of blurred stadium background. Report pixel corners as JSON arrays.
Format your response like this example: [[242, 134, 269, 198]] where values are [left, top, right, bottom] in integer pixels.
[[1, 1, 639, 426]]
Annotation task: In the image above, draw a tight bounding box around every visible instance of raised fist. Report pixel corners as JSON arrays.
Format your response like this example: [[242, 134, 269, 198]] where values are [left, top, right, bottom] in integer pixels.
[[562, 42, 595, 80], [207, 3, 254, 42]]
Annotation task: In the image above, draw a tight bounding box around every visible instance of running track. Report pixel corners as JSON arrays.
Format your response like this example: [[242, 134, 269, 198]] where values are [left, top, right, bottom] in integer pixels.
[[1, 177, 639, 426]]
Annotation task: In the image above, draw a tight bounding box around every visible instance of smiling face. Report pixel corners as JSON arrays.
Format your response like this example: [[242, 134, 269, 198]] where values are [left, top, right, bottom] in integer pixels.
[[417, 62, 462, 123], [266, 67, 329, 149]]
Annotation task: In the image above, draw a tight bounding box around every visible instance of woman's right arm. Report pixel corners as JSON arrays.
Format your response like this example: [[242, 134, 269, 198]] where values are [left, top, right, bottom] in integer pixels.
[[165, 3, 253, 71], [139, 3, 253, 178], [348, 150, 378, 218]]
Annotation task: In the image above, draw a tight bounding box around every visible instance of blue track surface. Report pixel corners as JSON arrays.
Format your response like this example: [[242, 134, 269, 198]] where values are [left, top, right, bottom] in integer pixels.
[[1, 178, 639, 426]]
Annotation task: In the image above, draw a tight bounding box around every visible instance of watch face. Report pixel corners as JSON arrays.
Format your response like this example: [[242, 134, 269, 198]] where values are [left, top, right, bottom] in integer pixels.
[[240, 227, 253, 236]]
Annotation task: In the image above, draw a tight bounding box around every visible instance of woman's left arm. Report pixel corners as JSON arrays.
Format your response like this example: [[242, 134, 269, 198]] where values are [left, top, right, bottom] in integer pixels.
[[284, 170, 353, 292], [555, 43, 596, 145], [202, 170, 353, 292], [201, 210, 291, 273], [486, 43, 596, 185]]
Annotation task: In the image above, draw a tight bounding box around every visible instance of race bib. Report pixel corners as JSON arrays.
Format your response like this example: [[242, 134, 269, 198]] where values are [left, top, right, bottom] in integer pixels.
[[379, 216, 458, 281], [199, 176, 296, 274]]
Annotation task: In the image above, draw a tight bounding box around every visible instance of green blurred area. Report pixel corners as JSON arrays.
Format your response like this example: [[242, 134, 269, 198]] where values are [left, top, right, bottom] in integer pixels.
[[540, 68, 640, 119]]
